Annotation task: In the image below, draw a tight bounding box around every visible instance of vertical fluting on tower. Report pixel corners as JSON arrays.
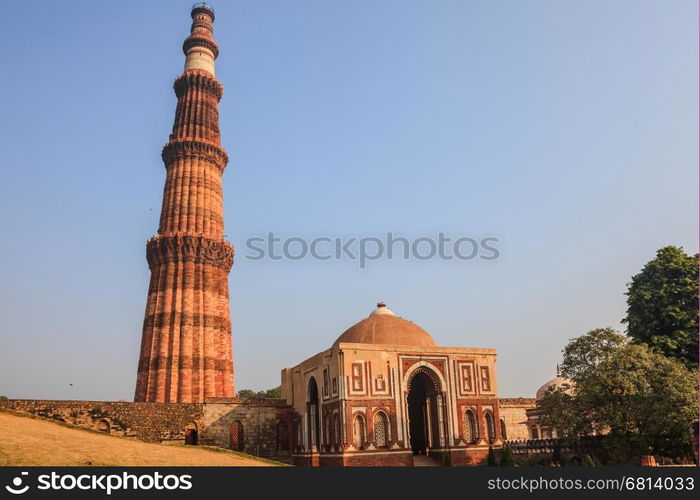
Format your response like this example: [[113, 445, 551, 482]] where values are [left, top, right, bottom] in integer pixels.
[[135, 3, 235, 403]]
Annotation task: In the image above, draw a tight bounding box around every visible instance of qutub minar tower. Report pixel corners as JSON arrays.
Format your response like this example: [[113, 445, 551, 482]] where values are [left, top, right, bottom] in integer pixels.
[[135, 3, 235, 403]]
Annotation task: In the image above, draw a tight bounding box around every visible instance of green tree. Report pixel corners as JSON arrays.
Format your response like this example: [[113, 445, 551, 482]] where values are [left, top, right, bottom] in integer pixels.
[[537, 328, 623, 438], [536, 384, 589, 438], [236, 386, 282, 399], [623, 246, 699, 369], [560, 327, 627, 379], [539, 328, 697, 461], [261, 386, 282, 398]]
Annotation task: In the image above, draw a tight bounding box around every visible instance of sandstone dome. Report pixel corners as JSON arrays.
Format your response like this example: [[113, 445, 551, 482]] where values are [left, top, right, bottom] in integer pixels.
[[535, 366, 573, 399], [334, 303, 436, 347]]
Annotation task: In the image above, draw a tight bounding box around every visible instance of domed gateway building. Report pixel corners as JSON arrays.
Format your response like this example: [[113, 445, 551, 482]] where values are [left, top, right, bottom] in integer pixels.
[[281, 303, 504, 466]]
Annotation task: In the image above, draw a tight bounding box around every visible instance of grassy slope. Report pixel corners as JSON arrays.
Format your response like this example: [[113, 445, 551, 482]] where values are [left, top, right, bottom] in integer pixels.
[[0, 412, 281, 466]]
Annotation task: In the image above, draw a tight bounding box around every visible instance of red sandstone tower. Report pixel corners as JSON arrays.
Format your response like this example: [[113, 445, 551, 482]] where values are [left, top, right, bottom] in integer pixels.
[[135, 3, 234, 403]]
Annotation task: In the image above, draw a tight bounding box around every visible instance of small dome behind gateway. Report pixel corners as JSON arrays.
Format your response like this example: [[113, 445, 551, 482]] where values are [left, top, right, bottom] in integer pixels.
[[535, 365, 574, 400]]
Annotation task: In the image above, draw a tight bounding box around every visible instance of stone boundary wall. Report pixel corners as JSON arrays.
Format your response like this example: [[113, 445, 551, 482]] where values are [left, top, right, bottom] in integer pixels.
[[504, 438, 576, 465], [205, 397, 289, 406], [202, 400, 296, 461], [0, 398, 296, 463], [0, 399, 203, 443]]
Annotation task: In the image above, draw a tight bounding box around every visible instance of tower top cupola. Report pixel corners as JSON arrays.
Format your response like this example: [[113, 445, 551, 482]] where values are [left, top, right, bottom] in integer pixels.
[[184, 3, 219, 75], [192, 2, 215, 20]]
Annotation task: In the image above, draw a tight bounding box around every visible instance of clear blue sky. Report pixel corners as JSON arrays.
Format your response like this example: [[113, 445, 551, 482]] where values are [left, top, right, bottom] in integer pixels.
[[0, 0, 696, 400]]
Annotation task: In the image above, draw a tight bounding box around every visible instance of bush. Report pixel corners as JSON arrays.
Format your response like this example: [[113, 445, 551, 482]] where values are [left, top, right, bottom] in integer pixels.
[[487, 446, 498, 466], [552, 443, 563, 466], [500, 445, 515, 466]]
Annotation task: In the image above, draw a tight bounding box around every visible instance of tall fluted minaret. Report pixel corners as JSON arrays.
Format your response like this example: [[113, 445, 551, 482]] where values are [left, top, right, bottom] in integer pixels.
[[135, 3, 234, 403]]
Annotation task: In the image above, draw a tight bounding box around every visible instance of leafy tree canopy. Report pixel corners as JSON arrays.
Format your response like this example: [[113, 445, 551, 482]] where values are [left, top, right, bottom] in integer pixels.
[[237, 386, 282, 399], [623, 246, 698, 369], [539, 328, 697, 456]]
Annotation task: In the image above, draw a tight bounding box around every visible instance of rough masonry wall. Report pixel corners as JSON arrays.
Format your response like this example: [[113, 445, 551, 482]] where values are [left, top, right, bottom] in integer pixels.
[[201, 398, 295, 460], [0, 398, 295, 461], [0, 400, 203, 443]]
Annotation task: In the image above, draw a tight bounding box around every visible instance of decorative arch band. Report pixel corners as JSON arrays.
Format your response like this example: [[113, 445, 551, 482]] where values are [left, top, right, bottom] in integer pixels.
[[405, 365, 443, 392]]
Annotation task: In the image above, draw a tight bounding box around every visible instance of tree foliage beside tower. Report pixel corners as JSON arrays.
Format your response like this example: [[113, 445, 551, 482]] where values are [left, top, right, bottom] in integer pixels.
[[535, 246, 699, 463], [623, 246, 698, 370], [237, 386, 282, 399], [538, 328, 697, 462]]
